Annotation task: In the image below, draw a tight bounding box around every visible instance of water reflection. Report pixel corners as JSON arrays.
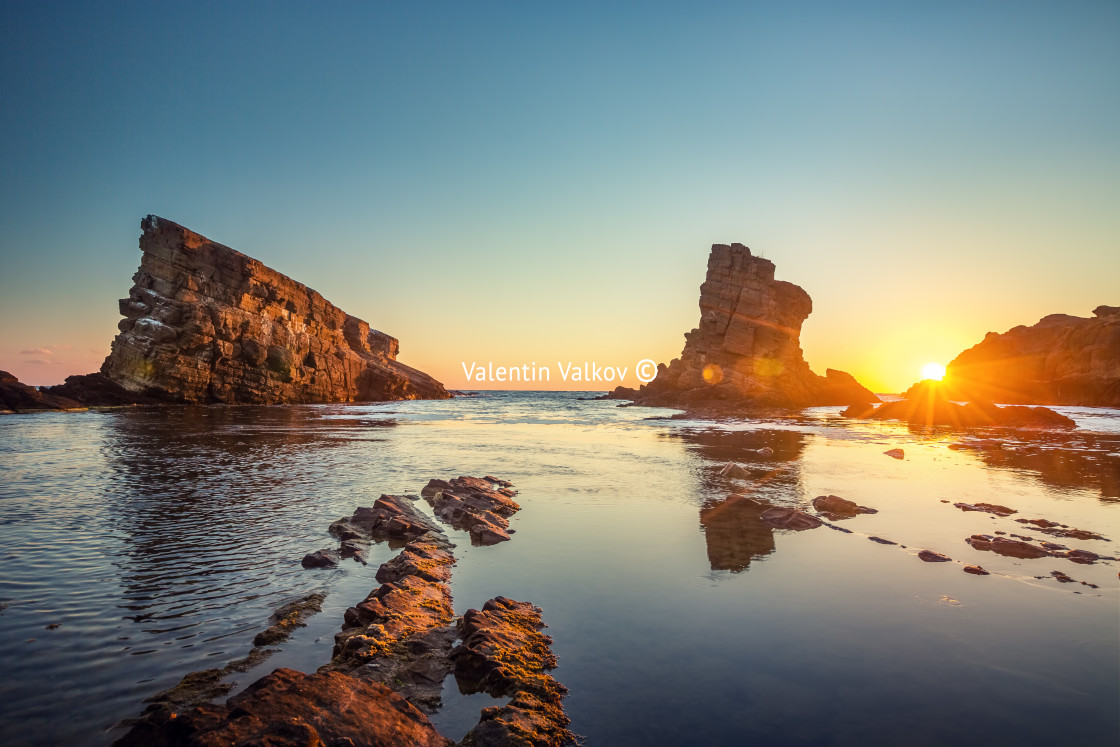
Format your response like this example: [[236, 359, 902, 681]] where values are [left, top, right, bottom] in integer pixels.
[[92, 406, 395, 729], [699, 494, 775, 571], [951, 431, 1120, 501], [665, 429, 808, 572]]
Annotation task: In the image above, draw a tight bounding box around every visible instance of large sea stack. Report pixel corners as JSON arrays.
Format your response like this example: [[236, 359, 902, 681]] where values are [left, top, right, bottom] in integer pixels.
[[611, 243, 876, 409], [944, 306, 1120, 407], [49, 215, 449, 405]]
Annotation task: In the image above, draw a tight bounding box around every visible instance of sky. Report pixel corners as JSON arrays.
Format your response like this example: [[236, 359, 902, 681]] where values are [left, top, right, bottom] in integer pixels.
[[1, 1, 1117, 392]]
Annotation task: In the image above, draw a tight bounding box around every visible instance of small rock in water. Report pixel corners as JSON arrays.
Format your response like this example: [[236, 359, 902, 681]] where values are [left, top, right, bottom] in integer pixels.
[[756, 447, 774, 458], [1065, 549, 1099, 564], [953, 501, 1016, 517], [812, 494, 878, 520], [301, 549, 340, 569], [718, 463, 753, 479], [963, 565, 990, 575], [868, 536, 897, 545], [918, 549, 951, 562], [884, 448, 905, 459]]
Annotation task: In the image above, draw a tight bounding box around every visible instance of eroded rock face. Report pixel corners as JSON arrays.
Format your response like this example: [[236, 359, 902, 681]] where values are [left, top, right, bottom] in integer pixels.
[[944, 306, 1120, 406], [89, 215, 449, 404], [610, 243, 877, 409]]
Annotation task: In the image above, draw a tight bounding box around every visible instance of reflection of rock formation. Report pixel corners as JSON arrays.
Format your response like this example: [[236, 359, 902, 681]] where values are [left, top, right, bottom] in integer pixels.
[[610, 243, 877, 408], [955, 432, 1120, 501], [102, 406, 372, 630], [50, 215, 448, 405], [699, 495, 776, 571], [944, 305, 1120, 406], [670, 428, 808, 571]]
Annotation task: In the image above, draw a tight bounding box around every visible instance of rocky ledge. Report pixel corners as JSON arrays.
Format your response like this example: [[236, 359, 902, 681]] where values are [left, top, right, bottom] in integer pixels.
[[608, 243, 876, 410], [17, 215, 448, 409], [843, 381, 1076, 428]]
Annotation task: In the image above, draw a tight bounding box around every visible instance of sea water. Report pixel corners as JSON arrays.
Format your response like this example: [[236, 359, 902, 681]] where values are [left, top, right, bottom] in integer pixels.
[[1, 392, 1117, 745]]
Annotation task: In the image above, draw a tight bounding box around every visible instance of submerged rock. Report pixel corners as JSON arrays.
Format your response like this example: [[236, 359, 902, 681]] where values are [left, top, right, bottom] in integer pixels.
[[253, 592, 327, 647], [605, 243, 877, 409], [954, 502, 1017, 517], [51, 215, 449, 406], [718, 462, 754, 479]]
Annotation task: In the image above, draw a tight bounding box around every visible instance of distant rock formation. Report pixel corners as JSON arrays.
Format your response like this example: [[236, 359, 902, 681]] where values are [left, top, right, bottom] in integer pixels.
[[0, 370, 82, 412], [610, 243, 877, 409], [944, 306, 1120, 407], [49, 216, 449, 405]]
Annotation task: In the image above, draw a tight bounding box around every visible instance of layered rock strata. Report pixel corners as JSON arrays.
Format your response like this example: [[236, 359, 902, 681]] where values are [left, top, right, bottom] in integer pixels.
[[609, 243, 877, 409], [55, 215, 449, 405], [944, 305, 1120, 407]]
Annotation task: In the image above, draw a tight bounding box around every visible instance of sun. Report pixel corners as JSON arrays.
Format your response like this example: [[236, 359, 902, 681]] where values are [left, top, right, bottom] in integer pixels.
[[921, 362, 946, 381]]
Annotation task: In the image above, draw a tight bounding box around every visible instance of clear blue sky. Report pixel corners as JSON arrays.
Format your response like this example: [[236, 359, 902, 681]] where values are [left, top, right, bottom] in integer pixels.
[[2, 1, 1117, 390]]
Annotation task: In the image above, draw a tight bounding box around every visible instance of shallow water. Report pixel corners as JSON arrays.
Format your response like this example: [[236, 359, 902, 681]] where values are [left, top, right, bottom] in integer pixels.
[[1, 392, 1117, 745]]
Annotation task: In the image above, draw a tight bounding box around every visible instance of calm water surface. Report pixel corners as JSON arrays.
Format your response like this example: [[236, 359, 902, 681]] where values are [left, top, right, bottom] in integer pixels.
[[1, 392, 1117, 746]]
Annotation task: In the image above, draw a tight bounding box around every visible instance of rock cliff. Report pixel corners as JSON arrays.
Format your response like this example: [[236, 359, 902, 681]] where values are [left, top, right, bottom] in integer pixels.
[[52, 215, 448, 405], [943, 306, 1120, 407], [611, 243, 876, 409]]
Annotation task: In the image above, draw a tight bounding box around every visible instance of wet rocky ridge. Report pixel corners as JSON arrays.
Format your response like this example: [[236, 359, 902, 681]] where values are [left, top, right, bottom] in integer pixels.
[[115, 475, 575, 747]]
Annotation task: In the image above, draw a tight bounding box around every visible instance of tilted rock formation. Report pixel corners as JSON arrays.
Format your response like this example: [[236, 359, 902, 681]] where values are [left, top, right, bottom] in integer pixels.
[[943, 305, 1120, 407], [610, 243, 876, 409], [52, 215, 448, 405]]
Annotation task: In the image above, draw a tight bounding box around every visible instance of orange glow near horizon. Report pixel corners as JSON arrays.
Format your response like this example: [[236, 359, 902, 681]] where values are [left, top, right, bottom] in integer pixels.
[[921, 362, 947, 381]]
